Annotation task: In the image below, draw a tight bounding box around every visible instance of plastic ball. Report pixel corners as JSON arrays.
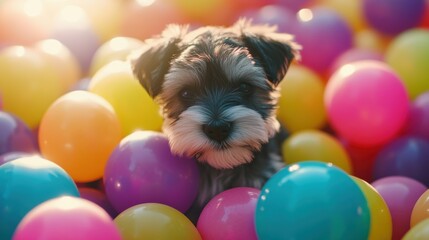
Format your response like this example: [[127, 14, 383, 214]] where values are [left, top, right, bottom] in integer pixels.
[[255, 161, 370, 239], [354, 28, 390, 53], [34, 39, 81, 92], [363, 0, 425, 36], [372, 176, 427, 240], [0, 152, 30, 166], [0, 111, 38, 155], [329, 48, 384, 77], [0, 46, 64, 128], [89, 61, 163, 135], [325, 61, 409, 147], [293, 7, 353, 74], [0, 0, 50, 45], [273, 0, 313, 12], [411, 189, 429, 227], [277, 65, 327, 132], [0, 156, 79, 240], [89, 37, 144, 76], [241, 5, 296, 33], [197, 187, 260, 240], [373, 137, 429, 186], [282, 130, 352, 173], [39, 91, 122, 182], [342, 140, 382, 182], [385, 29, 429, 99], [13, 196, 121, 240], [51, 15, 100, 74], [403, 218, 429, 240], [352, 177, 392, 240], [405, 91, 429, 140], [114, 203, 201, 240], [79, 187, 118, 219], [120, 0, 187, 41], [104, 131, 199, 213], [172, 0, 234, 25]]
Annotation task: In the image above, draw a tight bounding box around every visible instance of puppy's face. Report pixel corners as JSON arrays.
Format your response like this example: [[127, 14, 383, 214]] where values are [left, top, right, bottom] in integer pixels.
[[132, 21, 300, 169]]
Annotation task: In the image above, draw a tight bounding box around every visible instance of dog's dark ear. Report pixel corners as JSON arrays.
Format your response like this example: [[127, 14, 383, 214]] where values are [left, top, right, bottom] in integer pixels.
[[237, 20, 301, 86], [130, 25, 187, 98]]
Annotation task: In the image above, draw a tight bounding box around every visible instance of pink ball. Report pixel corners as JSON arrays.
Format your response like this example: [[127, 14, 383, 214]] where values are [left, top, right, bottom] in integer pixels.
[[325, 61, 409, 146], [13, 196, 121, 240], [372, 176, 427, 240], [197, 187, 260, 240], [329, 48, 384, 76]]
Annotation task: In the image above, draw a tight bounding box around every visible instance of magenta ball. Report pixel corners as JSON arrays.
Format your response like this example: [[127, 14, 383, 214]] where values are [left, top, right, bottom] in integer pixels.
[[197, 187, 260, 240], [363, 0, 425, 36], [0, 111, 38, 155], [293, 7, 353, 74], [79, 187, 118, 218], [325, 61, 409, 147], [373, 137, 429, 186], [104, 131, 200, 213], [404, 91, 429, 140], [329, 48, 384, 76], [13, 196, 121, 240], [372, 176, 427, 240]]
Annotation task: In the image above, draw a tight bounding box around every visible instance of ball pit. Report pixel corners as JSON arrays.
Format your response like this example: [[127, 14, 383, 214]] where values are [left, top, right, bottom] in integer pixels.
[[0, 156, 79, 239], [13, 196, 121, 240], [0, 0, 428, 238]]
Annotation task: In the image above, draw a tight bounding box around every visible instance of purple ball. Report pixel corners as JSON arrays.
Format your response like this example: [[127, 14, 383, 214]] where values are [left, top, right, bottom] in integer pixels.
[[373, 137, 429, 186], [372, 176, 427, 240], [293, 7, 353, 74], [104, 131, 200, 213], [0, 111, 38, 156], [51, 25, 100, 74], [241, 5, 297, 33], [363, 0, 425, 36], [405, 91, 429, 140]]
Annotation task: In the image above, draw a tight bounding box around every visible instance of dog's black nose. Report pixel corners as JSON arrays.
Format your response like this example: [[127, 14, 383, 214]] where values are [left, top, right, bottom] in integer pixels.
[[202, 122, 232, 142]]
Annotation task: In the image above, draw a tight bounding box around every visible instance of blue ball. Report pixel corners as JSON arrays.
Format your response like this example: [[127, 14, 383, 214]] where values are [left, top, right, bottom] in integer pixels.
[[0, 156, 79, 239], [255, 161, 370, 240]]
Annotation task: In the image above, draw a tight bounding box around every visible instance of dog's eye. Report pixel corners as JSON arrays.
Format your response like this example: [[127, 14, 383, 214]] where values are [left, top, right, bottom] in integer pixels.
[[180, 89, 195, 100], [238, 83, 253, 95]]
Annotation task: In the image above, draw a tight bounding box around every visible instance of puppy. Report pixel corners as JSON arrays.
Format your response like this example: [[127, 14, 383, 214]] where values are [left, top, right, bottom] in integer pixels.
[[131, 20, 300, 222]]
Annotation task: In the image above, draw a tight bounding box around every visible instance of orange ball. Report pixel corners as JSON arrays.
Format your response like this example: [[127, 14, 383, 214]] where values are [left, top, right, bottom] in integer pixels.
[[39, 91, 122, 182]]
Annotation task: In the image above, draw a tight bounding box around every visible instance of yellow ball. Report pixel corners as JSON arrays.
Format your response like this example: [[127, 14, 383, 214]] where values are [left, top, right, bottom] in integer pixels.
[[385, 29, 429, 99], [114, 203, 201, 240], [403, 218, 429, 240], [282, 130, 352, 173], [0, 46, 64, 128], [89, 36, 144, 76], [352, 177, 393, 240], [34, 39, 82, 92], [277, 64, 327, 133], [354, 29, 390, 53], [89, 61, 163, 135]]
